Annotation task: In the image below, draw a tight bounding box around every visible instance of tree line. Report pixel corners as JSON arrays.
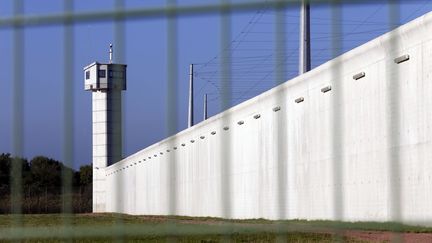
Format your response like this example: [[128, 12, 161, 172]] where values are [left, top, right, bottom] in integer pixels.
[[0, 153, 92, 214]]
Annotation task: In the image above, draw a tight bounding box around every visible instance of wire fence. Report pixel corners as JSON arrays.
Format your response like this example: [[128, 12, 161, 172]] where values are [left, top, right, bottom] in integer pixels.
[[2, 0, 432, 241]]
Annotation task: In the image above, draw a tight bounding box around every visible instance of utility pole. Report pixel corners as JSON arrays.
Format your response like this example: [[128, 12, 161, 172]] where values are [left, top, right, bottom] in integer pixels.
[[188, 64, 194, 127], [299, 0, 311, 75], [203, 93, 208, 121]]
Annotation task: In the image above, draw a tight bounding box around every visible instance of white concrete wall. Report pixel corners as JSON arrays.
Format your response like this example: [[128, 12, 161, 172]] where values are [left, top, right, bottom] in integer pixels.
[[104, 12, 432, 225]]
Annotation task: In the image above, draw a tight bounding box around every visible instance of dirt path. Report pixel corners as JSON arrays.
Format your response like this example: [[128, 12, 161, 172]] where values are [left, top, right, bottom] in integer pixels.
[[341, 230, 432, 242]]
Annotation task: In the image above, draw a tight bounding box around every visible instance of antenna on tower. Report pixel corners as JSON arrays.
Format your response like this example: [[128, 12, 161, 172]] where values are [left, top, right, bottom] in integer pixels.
[[109, 44, 113, 64]]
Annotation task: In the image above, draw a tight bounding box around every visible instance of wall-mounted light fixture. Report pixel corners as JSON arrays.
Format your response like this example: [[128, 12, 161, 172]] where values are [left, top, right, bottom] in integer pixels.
[[200, 136, 205, 139], [166, 149, 170, 152], [273, 106, 281, 112], [211, 131, 216, 135], [353, 72, 365, 80], [173, 147, 177, 150], [253, 114, 261, 119], [237, 120, 244, 125], [394, 54, 410, 64], [190, 140, 195, 143], [321, 86, 332, 93], [181, 143, 186, 146], [295, 97, 305, 103], [223, 126, 229, 131]]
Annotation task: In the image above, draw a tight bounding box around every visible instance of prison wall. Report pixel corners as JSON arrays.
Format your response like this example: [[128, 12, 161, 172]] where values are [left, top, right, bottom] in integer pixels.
[[104, 12, 432, 225]]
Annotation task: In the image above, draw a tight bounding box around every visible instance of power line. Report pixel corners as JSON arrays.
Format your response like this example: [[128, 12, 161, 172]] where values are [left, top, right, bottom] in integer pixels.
[[195, 2, 432, 111]]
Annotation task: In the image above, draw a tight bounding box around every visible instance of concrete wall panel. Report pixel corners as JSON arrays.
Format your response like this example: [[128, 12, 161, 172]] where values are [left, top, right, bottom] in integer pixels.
[[102, 12, 432, 225]]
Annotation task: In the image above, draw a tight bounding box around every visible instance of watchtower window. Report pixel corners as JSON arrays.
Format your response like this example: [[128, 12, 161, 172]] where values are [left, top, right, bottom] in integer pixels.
[[85, 71, 90, 80], [99, 70, 106, 78]]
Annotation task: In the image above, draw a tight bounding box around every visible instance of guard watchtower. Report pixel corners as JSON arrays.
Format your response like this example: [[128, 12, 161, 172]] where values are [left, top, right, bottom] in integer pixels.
[[84, 44, 127, 213]]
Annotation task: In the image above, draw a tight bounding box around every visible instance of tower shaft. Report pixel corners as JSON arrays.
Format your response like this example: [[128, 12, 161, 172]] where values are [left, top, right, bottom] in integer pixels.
[[92, 89, 123, 212]]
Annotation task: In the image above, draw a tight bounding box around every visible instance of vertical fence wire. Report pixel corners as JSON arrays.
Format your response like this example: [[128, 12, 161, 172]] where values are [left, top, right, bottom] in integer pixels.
[[114, 0, 126, 241], [219, 1, 233, 242], [330, 0, 344, 241], [11, 0, 24, 228], [387, 0, 402, 242], [166, 0, 179, 214], [220, 0, 232, 222], [274, 1, 288, 242], [166, 0, 180, 241], [61, 0, 74, 239]]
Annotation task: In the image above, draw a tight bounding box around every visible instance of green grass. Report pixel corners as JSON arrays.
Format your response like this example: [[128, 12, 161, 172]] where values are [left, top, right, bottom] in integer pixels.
[[0, 214, 430, 242]]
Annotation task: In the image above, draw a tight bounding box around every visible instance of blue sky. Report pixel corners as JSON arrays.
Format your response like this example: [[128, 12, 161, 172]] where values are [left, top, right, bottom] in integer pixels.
[[1, 0, 432, 168]]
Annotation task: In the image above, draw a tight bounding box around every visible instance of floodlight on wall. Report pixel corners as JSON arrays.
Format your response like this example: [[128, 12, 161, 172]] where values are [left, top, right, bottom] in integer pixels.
[[154, 154, 157, 157], [237, 120, 244, 125], [166, 149, 170, 152], [181, 143, 186, 146], [295, 97, 305, 103], [200, 136, 205, 139], [211, 131, 216, 135], [174, 146, 178, 150], [273, 106, 281, 112], [394, 54, 410, 64], [223, 126, 229, 131], [143, 159, 146, 161], [148, 157, 151, 159], [134, 163, 137, 165], [353, 72, 365, 80], [190, 140, 195, 143], [321, 86, 332, 93], [160, 152, 163, 155], [253, 114, 261, 119]]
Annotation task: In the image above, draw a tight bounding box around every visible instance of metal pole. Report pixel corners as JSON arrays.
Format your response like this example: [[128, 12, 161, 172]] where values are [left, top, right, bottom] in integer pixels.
[[299, 0, 311, 75], [109, 44, 113, 64], [203, 93, 208, 120], [188, 64, 194, 127]]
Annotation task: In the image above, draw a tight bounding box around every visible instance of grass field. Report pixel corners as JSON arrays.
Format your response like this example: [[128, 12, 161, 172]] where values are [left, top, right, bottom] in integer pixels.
[[0, 214, 431, 242]]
